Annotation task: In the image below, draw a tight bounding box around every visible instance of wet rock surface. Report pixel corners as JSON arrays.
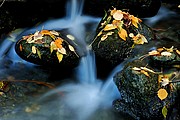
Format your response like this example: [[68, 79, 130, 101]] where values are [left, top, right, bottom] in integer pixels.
[[15, 29, 80, 68]]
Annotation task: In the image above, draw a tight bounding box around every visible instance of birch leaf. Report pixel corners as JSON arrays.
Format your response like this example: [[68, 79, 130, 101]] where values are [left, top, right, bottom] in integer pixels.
[[104, 24, 117, 31], [58, 47, 66, 55], [118, 28, 127, 41], [68, 45, 75, 52], [113, 10, 123, 20], [50, 42, 57, 53], [162, 106, 168, 119], [37, 48, 41, 59], [157, 88, 168, 100], [56, 52, 63, 63], [32, 46, 36, 54]]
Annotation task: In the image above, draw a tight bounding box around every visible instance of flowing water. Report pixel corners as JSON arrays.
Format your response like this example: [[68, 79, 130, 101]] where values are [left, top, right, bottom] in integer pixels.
[[0, 0, 124, 120]]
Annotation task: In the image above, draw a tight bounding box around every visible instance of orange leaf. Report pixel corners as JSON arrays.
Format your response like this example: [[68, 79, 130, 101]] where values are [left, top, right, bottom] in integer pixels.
[[19, 44, 23, 51], [118, 28, 127, 41], [55, 38, 63, 49], [157, 88, 168, 100], [131, 15, 140, 28]]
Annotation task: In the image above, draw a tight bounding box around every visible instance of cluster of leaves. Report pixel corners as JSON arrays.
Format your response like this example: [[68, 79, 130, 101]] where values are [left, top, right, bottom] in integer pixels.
[[0, 81, 9, 95], [21, 30, 78, 62], [91, 8, 148, 47], [134, 46, 180, 118]]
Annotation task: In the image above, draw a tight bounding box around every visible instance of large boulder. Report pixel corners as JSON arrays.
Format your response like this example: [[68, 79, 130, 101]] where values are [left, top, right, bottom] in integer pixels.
[[15, 29, 81, 68], [91, 8, 155, 77], [113, 46, 180, 119]]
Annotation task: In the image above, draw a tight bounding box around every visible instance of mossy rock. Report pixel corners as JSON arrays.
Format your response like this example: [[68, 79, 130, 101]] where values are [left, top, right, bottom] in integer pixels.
[[15, 29, 80, 68]]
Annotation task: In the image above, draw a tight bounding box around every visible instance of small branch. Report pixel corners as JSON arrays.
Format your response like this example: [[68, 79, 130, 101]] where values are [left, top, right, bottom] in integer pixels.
[[1, 79, 55, 89], [0, 0, 5, 8]]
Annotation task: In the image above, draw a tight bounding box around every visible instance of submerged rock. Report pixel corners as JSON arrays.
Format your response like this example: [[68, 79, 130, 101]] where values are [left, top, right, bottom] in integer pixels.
[[15, 29, 81, 68]]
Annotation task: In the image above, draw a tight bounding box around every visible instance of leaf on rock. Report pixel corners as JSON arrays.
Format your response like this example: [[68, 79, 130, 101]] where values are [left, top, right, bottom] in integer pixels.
[[19, 44, 23, 51], [148, 50, 160, 56], [56, 52, 63, 63], [162, 106, 168, 119], [50, 41, 57, 53], [58, 48, 66, 55], [130, 15, 141, 28], [104, 24, 117, 31], [157, 88, 168, 100], [176, 49, 180, 55], [113, 10, 123, 20], [55, 37, 63, 49], [32, 46, 36, 54], [118, 28, 127, 41], [68, 45, 75, 52], [37, 48, 41, 59]]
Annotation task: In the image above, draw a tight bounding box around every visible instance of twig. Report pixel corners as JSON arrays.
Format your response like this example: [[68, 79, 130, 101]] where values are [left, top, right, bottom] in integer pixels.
[[1, 79, 56, 89], [0, 0, 5, 8]]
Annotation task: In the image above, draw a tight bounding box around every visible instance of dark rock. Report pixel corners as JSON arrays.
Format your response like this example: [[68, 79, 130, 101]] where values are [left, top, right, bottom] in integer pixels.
[[84, 0, 161, 18], [15, 29, 81, 68], [113, 58, 180, 119], [91, 8, 155, 77]]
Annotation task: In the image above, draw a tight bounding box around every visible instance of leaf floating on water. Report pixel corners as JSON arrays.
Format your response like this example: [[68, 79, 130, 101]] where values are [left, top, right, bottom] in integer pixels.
[[56, 52, 63, 63], [32, 46, 36, 54], [162, 106, 168, 119], [157, 88, 168, 100]]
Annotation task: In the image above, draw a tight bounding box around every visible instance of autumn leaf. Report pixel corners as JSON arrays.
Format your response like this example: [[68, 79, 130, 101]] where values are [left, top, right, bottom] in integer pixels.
[[162, 106, 168, 119], [50, 41, 57, 53], [148, 50, 160, 56], [19, 44, 23, 51], [176, 49, 180, 55], [118, 28, 127, 41], [104, 24, 117, 31], [40, 30, 55, 39], [32, 46, 36, 54], [132, 33, 148, 45], [157, 88, 168, 100], [113, 10, 123, 20], [112, 20, 123, 30], [130, 15, 141, 28], [55, 37, 63, 49], [58, 47, 66, 55], [101, 34, 108, 41], [160, 77, 170, 87], [67, 34, 75, 41], [56, 52, 63, 63], [140, 70, 150, 77], [161, 51, 172, 56], [50, 30, 59, 36], [36, 48, 41, 59]]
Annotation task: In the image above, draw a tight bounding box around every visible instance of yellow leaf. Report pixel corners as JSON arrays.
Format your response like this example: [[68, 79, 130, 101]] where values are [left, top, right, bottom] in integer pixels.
[[36, 48, 41, 59], [101, 35, 108, 41], [162, 106, 168, 118], [32, 46, 36, 54], [56, 52, 63, 63], [50, 42, 57, 53], [140, 70, 150, 77], [118, 28, 127, 41], [131, 15, 141, 28], [176, 49, 180, 55], [157, 88, 168, 100], [104, 24, 117, 31]]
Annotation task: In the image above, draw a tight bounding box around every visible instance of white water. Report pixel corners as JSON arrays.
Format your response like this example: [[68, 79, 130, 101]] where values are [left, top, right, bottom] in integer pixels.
[[0, 0, 122, 120]]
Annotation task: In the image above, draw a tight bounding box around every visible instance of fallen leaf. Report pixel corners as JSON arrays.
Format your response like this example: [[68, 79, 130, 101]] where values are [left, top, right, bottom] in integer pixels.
[[157, 88, 168, 100], [161, 51, 172, 56], [104, 24, 117, 31], [32, 46, 36, 54], [113, 10, 123, 20], [56, 52, 63, 62], [162, 106, 168, 119], [58, 47, 66, 55], [148, 50, 160, 56], [68, 45, 75, 52], [118, 28, 127, 41]]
